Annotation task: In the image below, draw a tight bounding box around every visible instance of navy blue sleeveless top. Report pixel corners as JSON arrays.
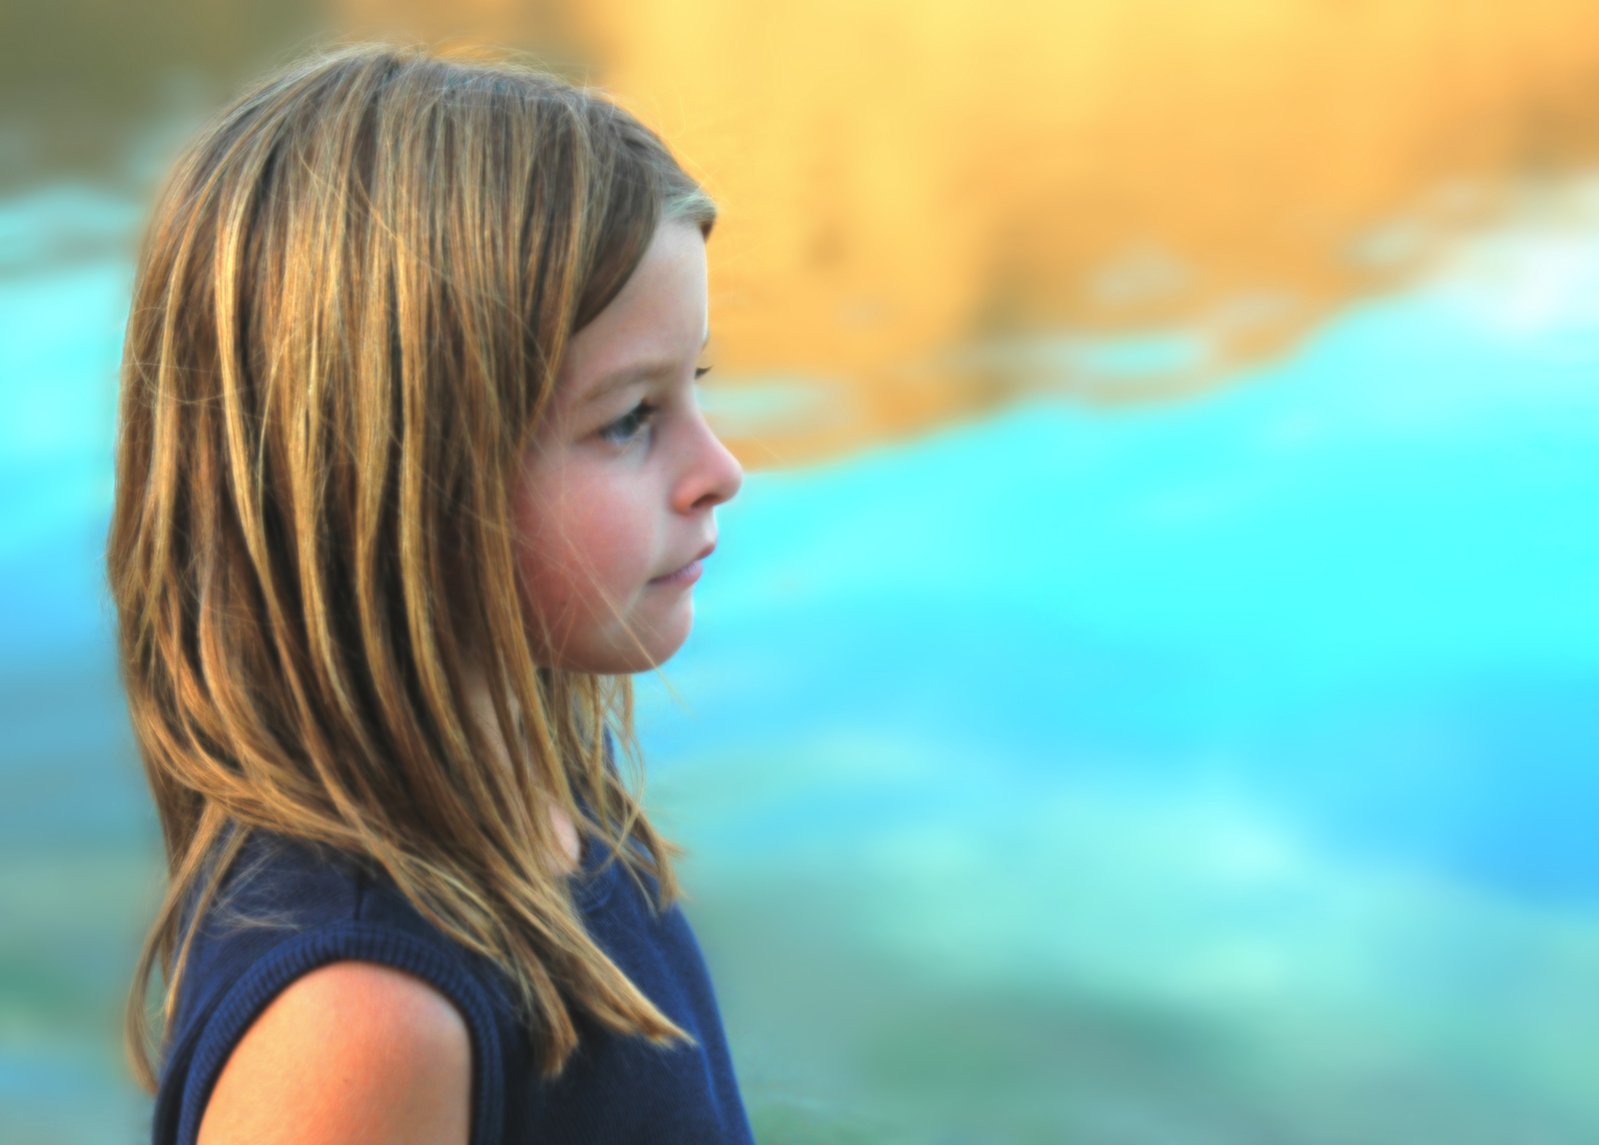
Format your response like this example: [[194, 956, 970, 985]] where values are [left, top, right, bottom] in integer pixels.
[[149, 826, 754, 1144]]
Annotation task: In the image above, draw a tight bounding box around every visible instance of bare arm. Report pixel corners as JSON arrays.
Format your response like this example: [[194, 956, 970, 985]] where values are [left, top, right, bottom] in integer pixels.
[[196, 961, 472, 1145]]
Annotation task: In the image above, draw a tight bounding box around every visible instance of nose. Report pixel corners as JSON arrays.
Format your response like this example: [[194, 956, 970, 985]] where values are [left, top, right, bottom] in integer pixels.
[[674, 411, 744, 514]]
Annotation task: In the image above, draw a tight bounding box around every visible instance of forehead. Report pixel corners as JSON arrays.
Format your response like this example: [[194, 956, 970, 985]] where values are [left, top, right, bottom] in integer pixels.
[[560, 222, 709, 403]]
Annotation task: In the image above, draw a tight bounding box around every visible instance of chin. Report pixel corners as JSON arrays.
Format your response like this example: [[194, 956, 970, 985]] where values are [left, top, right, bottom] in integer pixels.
[[528, 599, 696, 673], [565, 626, 692, 675], [630, 631, 692, 674]]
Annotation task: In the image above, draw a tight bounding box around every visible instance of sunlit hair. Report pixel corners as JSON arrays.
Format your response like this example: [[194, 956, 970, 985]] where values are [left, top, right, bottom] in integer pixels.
[[107, 41, 716, 1090]]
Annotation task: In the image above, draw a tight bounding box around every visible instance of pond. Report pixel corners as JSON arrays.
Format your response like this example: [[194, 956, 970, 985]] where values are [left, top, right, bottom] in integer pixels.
[[2, 174, 1597, 1142]]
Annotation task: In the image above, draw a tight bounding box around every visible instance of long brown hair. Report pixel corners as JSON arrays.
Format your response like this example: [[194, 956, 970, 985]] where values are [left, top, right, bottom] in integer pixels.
[[107, 41, 716, 1089]]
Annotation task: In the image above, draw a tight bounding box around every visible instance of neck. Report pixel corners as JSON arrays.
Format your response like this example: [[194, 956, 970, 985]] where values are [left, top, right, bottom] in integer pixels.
[[460, 666, 584, 876]]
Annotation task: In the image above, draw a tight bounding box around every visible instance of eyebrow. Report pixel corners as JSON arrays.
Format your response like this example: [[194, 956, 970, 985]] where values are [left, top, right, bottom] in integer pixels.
[[579, 330, 712, 408]]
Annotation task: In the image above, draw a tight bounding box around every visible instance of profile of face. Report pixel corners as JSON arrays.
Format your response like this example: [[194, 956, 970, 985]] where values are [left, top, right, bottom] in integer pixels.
[[512, 222, 744, 674]]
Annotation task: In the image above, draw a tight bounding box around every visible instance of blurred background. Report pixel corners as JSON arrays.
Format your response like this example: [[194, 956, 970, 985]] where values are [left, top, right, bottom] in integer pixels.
[[4, 1, 1599, 1142]]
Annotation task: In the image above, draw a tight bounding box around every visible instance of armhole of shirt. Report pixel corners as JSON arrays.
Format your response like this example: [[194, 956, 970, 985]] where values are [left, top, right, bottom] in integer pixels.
[[173, 923, 506, 1145]]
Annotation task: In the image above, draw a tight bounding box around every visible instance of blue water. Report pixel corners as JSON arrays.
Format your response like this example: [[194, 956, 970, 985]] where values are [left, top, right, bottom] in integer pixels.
[[642, 268, 1599, 909], [4, 182, 1598, 1140], [4, 187, 1597, 888]]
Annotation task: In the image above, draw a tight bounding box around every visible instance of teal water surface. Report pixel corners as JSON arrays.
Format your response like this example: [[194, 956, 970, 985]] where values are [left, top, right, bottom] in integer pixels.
[[3, 180, 1597, 1142]]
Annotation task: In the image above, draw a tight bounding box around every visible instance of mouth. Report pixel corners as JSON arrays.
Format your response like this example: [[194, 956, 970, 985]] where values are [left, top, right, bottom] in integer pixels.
[[650, 540, 716, 586]]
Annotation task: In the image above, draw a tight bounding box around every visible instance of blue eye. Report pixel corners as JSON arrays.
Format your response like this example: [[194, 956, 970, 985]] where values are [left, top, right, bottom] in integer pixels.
[[600, 400, 658, 446]]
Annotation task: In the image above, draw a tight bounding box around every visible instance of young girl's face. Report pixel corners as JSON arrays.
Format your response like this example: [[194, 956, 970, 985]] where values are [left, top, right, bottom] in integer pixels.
[[512, 221, 744, 674]]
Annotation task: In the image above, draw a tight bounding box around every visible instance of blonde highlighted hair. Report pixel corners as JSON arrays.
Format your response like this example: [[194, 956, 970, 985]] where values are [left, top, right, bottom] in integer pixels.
[[107, 41, 716, 1089]]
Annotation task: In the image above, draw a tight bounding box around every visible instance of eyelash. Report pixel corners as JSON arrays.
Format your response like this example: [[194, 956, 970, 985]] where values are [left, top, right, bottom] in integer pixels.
[[600, 401, 657, 445], [598, 367, 712, 446]]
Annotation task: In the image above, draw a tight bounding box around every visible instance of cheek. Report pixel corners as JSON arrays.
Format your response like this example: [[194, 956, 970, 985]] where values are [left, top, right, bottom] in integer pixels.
[[512, 469, 645, 629]]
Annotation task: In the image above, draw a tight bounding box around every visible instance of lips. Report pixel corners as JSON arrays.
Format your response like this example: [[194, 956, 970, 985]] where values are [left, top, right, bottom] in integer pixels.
[[655, 539, 715, 582]]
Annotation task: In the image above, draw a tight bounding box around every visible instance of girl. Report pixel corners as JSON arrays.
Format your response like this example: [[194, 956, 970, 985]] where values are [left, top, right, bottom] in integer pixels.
[[107, 42, 750, 1144]]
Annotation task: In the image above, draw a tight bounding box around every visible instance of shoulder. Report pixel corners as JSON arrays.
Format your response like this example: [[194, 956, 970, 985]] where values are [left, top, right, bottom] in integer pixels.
[[196, 961, 472, 1145]]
